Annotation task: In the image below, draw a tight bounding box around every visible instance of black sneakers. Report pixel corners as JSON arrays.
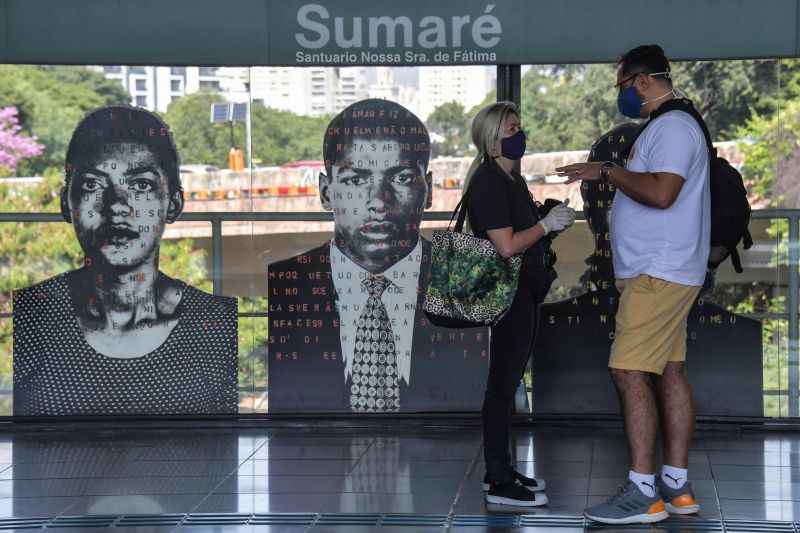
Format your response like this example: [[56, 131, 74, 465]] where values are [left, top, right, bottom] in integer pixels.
[[483, 471, 547, 492], [485, 479, 549, 507]]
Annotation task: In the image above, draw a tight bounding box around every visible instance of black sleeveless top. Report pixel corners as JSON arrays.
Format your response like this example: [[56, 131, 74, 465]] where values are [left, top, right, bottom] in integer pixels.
[[12, 272, 238, 416]]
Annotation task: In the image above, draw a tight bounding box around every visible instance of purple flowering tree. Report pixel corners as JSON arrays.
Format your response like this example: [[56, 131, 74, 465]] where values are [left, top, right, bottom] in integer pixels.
[[0, 106, 43, 172]]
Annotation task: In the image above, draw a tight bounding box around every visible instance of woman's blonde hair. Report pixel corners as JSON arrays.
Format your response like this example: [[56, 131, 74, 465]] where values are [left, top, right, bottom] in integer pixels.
[[459, 101, 519, 231], [463, 101, 518, 191]]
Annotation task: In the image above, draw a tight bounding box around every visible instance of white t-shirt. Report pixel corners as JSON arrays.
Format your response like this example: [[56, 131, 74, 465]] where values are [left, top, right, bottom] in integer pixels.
[[610, 109, 711, 286]]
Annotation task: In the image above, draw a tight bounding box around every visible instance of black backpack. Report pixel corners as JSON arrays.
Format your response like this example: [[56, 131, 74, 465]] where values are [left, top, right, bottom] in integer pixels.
[[625, 98, 753, 273]]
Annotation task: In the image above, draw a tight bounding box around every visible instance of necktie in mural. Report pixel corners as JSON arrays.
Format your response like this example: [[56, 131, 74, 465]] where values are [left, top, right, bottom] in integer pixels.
[[350, 274, 400, 412]]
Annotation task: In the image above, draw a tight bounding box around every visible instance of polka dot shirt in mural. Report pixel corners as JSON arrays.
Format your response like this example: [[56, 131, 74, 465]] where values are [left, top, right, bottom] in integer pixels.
[[12, 272, 238, 416]]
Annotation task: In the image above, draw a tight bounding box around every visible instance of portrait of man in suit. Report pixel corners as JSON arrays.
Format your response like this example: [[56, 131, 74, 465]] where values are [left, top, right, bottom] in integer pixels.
[[268, 99, 488, 413]]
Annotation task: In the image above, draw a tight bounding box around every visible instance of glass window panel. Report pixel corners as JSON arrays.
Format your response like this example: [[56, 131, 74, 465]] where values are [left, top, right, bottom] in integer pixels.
[[0, 58, 792, 420], [519, 59, 785, 417], [199, 80, 220, 91]]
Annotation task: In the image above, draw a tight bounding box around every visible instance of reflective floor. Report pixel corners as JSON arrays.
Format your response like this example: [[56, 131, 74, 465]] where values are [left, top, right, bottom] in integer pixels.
[[0, 424, 798, 531]]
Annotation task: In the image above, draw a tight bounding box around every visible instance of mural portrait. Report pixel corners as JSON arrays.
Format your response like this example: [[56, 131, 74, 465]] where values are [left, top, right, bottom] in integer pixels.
[[12, 106, 238, 416], [533, 123, 762, 417], [269, 98, 488, 413]]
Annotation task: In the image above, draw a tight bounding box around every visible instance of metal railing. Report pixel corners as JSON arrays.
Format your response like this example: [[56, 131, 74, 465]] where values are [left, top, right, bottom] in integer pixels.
[[1, 209, 798, 414]]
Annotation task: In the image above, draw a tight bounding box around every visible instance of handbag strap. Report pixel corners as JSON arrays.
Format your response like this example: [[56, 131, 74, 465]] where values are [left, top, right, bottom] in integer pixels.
[[449, 178, 474, 233]]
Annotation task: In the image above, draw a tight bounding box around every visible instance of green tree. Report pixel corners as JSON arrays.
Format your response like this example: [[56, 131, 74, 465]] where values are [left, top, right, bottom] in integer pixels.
[[670, 60, 789, 140], [250, 105, 330, 166], [736, 98, 800, 207], [164, 93, 330, 168], [427, 101, 469, 157], [0, 66, 130, 176], [42, 67, 131, 109], [519, 64, 618, 153], [710, 70, 800, 416], [164, 92, 235, 168], [512, 60, 796, 154]]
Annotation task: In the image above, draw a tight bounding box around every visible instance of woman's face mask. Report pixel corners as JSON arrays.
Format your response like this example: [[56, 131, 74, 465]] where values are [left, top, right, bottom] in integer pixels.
[[500, 130, 527, 160]]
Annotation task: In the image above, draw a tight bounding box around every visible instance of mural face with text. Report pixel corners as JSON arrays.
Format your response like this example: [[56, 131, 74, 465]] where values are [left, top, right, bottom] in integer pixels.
[[70, 142, 176, 270], [12, 106, 238, 416], [325, 138, 427, 265], [267, 99, 489, 413]]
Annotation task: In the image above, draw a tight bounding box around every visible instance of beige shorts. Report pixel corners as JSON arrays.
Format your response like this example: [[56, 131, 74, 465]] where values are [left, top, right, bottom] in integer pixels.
[[609, 275, 700, 375]]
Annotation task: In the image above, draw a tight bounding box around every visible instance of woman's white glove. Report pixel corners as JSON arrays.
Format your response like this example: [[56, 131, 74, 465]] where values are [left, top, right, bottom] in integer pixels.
[[539, 202, 576, 236]]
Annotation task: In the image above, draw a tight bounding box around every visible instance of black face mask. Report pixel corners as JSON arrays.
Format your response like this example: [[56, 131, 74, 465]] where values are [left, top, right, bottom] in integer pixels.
[[501, 130, 527, 160]]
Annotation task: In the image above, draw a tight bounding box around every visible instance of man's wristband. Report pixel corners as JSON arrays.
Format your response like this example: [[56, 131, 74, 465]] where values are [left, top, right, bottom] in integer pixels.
[[599, 161, 615, 183], [600, 161, 620, 183]]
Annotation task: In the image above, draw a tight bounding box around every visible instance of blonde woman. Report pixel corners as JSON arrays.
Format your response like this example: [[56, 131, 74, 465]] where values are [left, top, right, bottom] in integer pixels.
[[464, 102, 575, 506]]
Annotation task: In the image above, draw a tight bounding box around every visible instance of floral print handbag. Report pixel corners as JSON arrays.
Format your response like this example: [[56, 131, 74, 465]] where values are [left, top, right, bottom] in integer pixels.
[[423, 188, 522, 328]]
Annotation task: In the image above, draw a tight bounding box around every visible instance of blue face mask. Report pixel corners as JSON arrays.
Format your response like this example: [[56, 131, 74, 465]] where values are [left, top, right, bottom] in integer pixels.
[[618, 85, 642, 119], [501, 130, 527, 160]]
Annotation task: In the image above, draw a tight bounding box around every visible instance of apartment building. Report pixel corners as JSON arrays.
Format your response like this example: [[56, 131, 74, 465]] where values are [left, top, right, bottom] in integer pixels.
[[417, 66, 495, 120], [96, 65, 493, 121], [93, 66, 225, 112]]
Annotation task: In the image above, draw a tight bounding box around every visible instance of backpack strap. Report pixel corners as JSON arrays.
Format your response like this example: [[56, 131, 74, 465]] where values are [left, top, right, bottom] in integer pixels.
[[656, 98, 714, 155], [622, 98, 715, 160]]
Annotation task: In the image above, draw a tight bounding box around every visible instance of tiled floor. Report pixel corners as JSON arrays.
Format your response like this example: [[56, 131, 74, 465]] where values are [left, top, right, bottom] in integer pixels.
[[0, 424, 798, 531]]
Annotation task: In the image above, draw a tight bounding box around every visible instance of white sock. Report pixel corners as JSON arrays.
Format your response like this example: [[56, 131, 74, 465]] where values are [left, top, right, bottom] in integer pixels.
[[628, 470, 656, 497], [661, 464, 688, 489]]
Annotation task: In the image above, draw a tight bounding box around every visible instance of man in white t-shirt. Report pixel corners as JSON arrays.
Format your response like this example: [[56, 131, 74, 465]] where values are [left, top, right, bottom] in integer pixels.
[[557, 44, 710, 525]]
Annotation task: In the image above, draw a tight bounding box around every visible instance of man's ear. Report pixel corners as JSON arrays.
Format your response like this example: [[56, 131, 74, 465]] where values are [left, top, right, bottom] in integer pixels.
[[634, 72, 651, 94], [165, 190, 185, 224], [425, 171, 433, 210], [319, 172, 333, 211], [60, 185, 72, 223]]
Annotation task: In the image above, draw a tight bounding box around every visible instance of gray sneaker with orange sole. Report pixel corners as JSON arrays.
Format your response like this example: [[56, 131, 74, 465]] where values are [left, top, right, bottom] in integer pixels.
[[584, 480, 668, 525], [657, 478, 701, 514]]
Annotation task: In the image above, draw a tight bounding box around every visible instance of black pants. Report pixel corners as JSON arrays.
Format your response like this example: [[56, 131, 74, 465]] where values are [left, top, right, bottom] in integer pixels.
[[483, 279, 539, 483]]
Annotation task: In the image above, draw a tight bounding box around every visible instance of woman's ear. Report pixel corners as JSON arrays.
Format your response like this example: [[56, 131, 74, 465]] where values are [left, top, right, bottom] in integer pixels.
[[319, 172, 333, 211], [165, 190, 185, 224], [425, 171, 433, 210], [60, 185, 72, 223]]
